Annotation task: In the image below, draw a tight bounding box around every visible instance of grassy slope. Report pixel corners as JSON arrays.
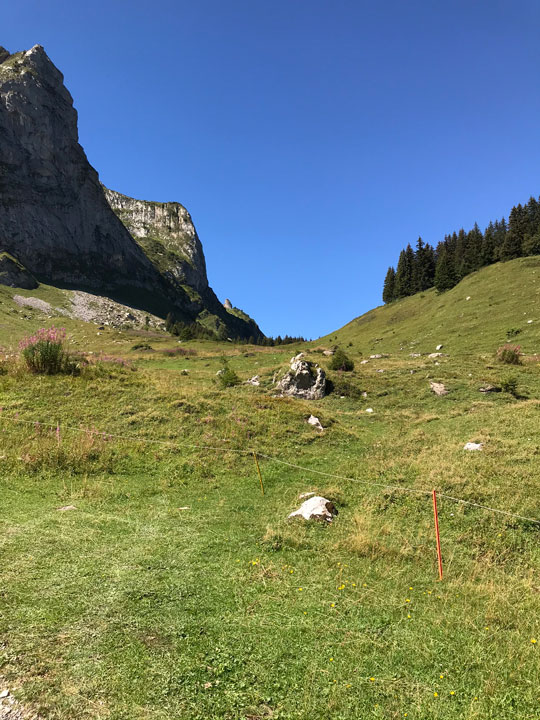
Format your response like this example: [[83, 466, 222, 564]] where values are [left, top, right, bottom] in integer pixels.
[[319, 257, 540, 354], [0, 259, 539, 720]]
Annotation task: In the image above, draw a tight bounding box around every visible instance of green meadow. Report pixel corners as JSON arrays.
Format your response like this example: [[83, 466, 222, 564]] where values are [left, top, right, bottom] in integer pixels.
[[0, 258, 539, 719]]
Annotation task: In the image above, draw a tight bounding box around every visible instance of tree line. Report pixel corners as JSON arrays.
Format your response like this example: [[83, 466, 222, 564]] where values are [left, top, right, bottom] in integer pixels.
[[165, 313, 306, 345], [383, 195, 540, 302]]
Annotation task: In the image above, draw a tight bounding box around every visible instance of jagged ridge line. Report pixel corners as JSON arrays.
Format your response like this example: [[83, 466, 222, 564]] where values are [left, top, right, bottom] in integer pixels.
[[1, 413, 538, 525]]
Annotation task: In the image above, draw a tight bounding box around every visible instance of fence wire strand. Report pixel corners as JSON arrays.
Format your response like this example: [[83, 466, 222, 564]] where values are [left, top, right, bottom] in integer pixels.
[[1, 412, 539, 525]]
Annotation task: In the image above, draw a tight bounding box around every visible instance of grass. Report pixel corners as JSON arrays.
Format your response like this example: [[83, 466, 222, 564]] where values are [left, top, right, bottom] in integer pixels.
[[0, 258, 539, 719]]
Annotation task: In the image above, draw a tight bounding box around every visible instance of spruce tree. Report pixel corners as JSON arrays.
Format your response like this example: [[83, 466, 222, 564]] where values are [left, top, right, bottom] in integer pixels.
[[501, 206, 525, 260], [481, 222, 496, 266], [464, 223, 483, 273], [523, 231, 540, 256], [382, 266, 396, 303], [454, 229, 467, 279], [434, 247, 457, 292], [394, 244, 415, 298], [414, 237, 436, 291]]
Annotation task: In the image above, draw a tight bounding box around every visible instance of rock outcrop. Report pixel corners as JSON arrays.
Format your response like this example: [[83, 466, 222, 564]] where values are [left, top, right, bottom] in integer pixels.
[[103, 188, 208, 294], [0, 45, 261, 340], [0, 252, 38, 289], [276, 354, 326, 400]]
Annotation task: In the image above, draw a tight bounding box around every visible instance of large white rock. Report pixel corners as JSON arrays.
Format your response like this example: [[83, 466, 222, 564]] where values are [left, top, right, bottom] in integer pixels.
[[288, 496, 338, 523], [275, 354, 326, 400]]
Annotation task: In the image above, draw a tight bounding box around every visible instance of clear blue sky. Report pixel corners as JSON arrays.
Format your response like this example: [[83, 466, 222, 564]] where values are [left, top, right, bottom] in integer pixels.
[[4, 0, 540, 338]]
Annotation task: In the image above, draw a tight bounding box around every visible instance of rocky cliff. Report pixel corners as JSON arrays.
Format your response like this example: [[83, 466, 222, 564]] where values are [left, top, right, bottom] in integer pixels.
[[103, 188, 208, 295], [0, 45, 261, 339]]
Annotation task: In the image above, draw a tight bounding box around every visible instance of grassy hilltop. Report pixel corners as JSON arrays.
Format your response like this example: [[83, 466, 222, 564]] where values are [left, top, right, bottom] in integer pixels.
[[0, 258, 539, 720]]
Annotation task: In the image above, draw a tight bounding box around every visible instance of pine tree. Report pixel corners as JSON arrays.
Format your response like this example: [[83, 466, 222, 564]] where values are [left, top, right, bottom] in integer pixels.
[[414, 237, 436, 291], [501, 205, 525, 260], [463, 223, 483, 273], [481, 222, 496, 266], [394, 245, 415, 298], [523, 231, 540, 256], [434, 246, 457, 292], [454, 229, 467, 279], [382, 266, 396, 303]]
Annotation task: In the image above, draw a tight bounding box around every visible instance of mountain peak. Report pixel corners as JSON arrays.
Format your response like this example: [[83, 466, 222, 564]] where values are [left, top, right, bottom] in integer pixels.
[[0, 43, 261, 340]]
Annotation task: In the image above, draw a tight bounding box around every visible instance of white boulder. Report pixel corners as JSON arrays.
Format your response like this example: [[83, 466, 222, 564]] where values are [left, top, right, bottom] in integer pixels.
[[275, 354, 326, 400], [430, 382, 448, 396], [464, 442, 483, 451], [307, 414, 324, 431], [288, 496, 338, 523]]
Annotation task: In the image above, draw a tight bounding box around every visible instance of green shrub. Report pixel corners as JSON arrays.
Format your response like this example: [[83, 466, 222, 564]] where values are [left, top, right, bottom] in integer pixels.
[[19, 327, 77, 375], [216, 359, 240, 388], [501, 375, 519, 397], [329, 349, 355, 372], [325, 374, 363, 398], [496, 344, 521, 365]]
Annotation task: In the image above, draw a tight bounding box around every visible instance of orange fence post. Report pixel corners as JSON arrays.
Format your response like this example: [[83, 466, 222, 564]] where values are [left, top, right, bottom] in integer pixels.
[[253, 452, 265, 496], [432, 489, 443, 580]]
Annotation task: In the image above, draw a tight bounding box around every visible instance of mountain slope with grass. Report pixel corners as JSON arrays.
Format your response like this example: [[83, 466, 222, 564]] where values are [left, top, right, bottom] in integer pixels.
[[0, 254, 538, 718], [321, 256, 540, 355]]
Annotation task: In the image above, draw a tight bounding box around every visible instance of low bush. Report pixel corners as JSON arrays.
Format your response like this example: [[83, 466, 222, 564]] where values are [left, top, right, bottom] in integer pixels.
[[19, 327, 78, 375], [496, 344, 521, 365], [501, 375, 519, 397], [328, 348, 355, 372], [325, 374, 363, 398], [162, 347, 197, 357], [216, 359, 240, 388]]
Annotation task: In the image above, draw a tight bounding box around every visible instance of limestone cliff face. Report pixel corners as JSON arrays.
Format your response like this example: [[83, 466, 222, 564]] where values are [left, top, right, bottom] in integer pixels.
[[103, 188, 208, 294], [0, 45, 261, 338]]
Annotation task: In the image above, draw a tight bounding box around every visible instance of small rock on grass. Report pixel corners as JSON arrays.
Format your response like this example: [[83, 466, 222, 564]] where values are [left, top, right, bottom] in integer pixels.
[[479, 384, 501, 393], [307, 414, 324, 431], [0, 690, 9, 698], [57, 505, 76, 512], [430, 382, 448, 396], [464, 442, 483, 451]]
